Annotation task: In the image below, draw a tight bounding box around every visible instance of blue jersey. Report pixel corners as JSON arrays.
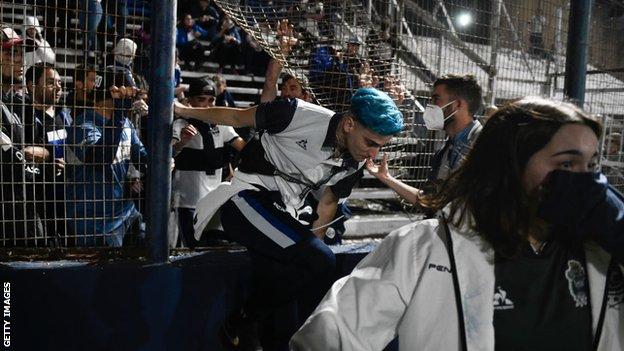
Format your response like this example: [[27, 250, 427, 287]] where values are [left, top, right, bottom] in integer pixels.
[[65, 108, 147, 246]]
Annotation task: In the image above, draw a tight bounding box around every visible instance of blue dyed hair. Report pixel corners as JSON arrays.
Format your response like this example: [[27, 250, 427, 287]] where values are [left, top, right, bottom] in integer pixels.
[[350, 88, 403, 136]]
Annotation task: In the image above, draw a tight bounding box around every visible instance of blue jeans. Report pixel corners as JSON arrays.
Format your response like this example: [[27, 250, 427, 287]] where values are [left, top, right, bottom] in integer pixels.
[[103, 0, 128, 37], [219, 190, 336, 320], [79, 0, 103, 52]]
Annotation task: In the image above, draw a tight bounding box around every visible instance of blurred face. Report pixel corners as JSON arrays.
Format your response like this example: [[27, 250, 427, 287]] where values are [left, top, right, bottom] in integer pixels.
[[183, 15, 194, 27], [281, 77, 303, 99], [346, 43, 359, 56], [522, 124, 598, 193], [26, 28, 37, 38], [30, 68, 62, 105], [431, 84, 457, 111], [188, 94, 215, 108], [0, 46, 24, 83], [343, 117, 393, 162], [215, 81, 226, 95]]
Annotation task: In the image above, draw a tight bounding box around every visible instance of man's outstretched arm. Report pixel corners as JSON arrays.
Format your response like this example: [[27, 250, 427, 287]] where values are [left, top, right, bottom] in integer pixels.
[[174, 101, 257, 128]]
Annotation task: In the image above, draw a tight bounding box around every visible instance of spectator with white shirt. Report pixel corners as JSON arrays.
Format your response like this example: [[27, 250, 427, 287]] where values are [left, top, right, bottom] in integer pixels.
[[172, 77, 245, 248]]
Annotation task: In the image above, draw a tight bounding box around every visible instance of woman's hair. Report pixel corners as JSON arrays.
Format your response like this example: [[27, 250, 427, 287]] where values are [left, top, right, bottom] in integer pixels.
[[422, 97, 602, 257]]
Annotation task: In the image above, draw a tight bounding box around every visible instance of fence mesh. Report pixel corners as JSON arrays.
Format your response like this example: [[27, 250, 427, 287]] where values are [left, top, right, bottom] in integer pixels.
[[0, 0, 623, 248]]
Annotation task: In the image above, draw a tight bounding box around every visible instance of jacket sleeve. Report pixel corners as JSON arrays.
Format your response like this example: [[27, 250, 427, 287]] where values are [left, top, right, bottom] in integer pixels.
[[290, 224, 420, 351], [71, 114, 125, 164]]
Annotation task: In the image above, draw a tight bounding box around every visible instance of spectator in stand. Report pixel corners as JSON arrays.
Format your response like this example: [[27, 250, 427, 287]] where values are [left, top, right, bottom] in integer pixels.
[[1, 26, 27, 115], [22, 16, 56, 70], [79, 0, 104, 55], [366, 17, 398, 77], [172, 77, 245, 248], [24, 63, 71, 237], [261, 20, 310, 103], [64, 64, 98, 119], [65, 69, 147, 246], [176, 13, 209, 70], [243, 32, 271, 76], [213, 15, 242, 73], [102, 0, 128, 40], [213, 74, 236, 107], [0, 99, 44, 244], [190, 0, 221, 40], [529, 8, 547, 58], [107, 38, 138, 87]]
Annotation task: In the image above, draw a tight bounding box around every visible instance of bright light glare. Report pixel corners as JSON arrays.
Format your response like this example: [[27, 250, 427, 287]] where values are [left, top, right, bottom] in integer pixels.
[[457, 13, 473, 27]]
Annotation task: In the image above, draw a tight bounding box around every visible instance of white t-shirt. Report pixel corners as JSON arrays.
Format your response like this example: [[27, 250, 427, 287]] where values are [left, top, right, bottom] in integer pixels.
[[172, 119, 239, 208]]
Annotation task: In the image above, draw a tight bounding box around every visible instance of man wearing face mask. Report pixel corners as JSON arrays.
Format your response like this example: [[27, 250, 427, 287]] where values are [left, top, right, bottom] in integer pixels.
[[366, 74, 483, 206]]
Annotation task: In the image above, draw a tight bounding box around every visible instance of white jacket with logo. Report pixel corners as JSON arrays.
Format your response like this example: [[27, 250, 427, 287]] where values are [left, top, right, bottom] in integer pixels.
[[290, 217, 624, 350]]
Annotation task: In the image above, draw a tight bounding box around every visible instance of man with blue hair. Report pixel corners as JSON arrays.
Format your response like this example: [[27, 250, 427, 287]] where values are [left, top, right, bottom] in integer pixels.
[[175, 87, 403, 350]]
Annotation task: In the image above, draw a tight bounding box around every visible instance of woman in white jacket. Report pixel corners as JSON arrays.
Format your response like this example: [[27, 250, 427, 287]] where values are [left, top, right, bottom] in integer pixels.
[[23, 16, 56, 70], [291, 97, 624, 351]]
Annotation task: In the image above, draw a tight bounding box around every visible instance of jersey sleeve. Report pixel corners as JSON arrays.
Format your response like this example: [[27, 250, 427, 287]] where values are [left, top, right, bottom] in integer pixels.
[[172, 118, 189, 141], [254, 98, 298, 134], [219, 125, 239, 144]]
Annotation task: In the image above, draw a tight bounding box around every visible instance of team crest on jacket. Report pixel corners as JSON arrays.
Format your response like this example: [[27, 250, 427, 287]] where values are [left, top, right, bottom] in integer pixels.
[[565, 260, 588, 307], [493, 286, 514, 310], [296, 139, 308, 150]]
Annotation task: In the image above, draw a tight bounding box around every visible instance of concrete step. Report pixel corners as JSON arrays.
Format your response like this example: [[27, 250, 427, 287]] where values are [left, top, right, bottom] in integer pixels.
[[349, 188, 396, 200], [344, 214, 417, 237]]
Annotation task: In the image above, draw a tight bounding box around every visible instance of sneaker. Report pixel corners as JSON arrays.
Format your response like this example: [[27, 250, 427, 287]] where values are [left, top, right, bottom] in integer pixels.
[[218, 310, 260, 351]]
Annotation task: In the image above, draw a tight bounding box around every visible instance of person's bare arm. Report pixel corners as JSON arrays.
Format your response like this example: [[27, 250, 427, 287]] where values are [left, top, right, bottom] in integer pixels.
[[366, 154, 423, 205], [174, 100, 257, 128], [261, 20, 298, 102], [230, 137, 246, 151], [261, 59, 283, 103], [312, 187, 339, 239]]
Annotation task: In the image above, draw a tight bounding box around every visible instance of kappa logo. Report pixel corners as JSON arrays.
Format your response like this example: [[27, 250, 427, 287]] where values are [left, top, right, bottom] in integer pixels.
[[493, 286, 514, 310], [296, 139, 308, 150]]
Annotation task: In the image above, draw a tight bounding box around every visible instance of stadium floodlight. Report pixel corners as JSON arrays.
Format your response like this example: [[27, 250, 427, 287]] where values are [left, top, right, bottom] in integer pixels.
[[457, 12, 473, 27]]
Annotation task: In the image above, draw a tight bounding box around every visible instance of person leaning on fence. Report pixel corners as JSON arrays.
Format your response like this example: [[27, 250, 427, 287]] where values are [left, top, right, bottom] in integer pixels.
[[366, 73, 483, 207], [174, 87, 404, 350], [24, 63, 71, 238], [64, 64, 98, 119], [171, 77, 245, 248], [1, 25, 27, 115], [65, 69, 147, 247], [0, 99, 44, 244], [291, 97, 624, 351]]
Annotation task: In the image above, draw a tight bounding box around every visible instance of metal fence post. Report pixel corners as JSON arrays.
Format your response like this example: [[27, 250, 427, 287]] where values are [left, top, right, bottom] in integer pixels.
[[564, 0, 593, 106], [147, 0, 177, 262]]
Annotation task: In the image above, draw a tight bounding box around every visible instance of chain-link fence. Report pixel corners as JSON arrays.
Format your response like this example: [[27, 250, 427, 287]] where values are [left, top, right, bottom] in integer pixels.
[[1, 1, 150, 248], [1, 0, 623, 248], [213, 0, 624, 196]]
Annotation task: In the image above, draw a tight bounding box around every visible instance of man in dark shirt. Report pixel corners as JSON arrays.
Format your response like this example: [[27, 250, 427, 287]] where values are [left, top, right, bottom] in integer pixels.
[[1, 26, 27, 116]]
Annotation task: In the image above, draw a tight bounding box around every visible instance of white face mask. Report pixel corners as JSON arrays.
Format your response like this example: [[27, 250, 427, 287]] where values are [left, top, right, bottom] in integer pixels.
[[423, 100, 457, 130]]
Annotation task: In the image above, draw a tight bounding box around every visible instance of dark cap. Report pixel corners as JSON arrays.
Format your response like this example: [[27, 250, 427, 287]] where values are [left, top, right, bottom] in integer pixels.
[[187, 77, 216, 97], [1, 26, 23, 49]]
